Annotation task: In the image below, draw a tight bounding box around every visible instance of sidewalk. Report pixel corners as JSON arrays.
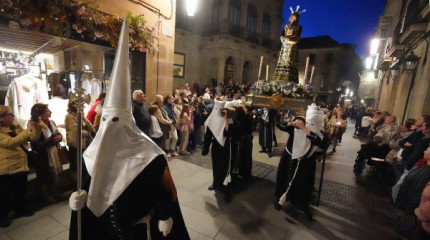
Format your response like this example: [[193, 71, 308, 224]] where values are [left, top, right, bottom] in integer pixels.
[[0, 121, 402, 240]]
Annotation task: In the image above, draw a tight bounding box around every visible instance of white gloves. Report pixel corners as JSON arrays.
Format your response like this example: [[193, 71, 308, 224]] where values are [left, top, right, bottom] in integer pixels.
[[69, 190, 87, 211], [158, 217, 173, 237]]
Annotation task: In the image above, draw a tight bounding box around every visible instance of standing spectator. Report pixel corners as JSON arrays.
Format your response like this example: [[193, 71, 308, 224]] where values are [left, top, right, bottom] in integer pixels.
[[65, 101, 94, 184], [215, 83, 224, 96], [153, 95, 172, 157], [86, 93, 106, 124], [163, 95, 179, 156], [148, 106, 163, 147], [0, 105, 40, 227], [179, 104, 192, 155], [174, 97, 183, 122], [203, 88, 211, 100], [92, 99, 104, 133], [360, 112, 373, 137], [180, 92, 189, 104], [132, 90, 151, 135], [30, 103, 63, 203]]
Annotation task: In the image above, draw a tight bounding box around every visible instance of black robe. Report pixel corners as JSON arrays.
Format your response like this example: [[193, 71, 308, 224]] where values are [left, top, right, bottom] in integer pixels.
[[231, 110, 254, 179], [259, 109, 276, 151], [69, 155, 190, 240], [275, 123, 322, 208], [203, 127, 230, 188]]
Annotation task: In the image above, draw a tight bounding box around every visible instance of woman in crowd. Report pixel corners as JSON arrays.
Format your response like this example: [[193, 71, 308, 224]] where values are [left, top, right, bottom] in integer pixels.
[[64, 100, 94, 184], [163, 95, 179, 156], [92, 98, 104, 133], [192, 97, 204, 148], [85, 93, 106, 125], [153, 94, 172, 157], [30, 103, 63, 203], [179, 104, 192, 155], [148, 105, 163, 147], [0, 105, 40, 227]]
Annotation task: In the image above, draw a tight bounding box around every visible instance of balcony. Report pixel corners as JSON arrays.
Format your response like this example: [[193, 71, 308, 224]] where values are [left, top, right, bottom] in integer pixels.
[[385, 44, 404, 58], [399, 22, 427, 44]]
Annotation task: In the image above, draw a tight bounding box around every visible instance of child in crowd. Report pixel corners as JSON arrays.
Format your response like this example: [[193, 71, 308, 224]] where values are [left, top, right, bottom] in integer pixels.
[[179, 104, 192, 155]]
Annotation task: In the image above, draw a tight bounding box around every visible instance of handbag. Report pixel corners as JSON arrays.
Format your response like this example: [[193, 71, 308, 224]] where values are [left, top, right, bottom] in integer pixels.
[[57, 145, 69, 165]]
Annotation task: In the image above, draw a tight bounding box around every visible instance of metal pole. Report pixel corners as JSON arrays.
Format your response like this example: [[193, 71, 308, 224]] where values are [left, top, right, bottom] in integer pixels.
[[69, 86, 90, 240]]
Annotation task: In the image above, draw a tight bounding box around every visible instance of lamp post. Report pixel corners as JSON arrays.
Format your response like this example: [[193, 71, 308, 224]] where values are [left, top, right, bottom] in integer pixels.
[[402, 51, 420, 123], [186, 0, 198, 16]]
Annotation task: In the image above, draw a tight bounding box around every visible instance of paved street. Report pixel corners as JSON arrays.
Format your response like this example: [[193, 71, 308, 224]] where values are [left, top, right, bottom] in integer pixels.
[[0, 121, 402, 240]]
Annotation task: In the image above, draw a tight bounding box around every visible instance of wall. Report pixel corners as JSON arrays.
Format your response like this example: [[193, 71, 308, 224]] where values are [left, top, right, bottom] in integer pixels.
[[95, 0, 176, 102]]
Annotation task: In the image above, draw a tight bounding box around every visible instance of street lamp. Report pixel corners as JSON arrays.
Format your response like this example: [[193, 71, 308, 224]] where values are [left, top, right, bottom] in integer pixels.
[[186, 0, 198, 16], [365, 57, 373, 69], [390, 62, 400, 77], [405, 52, 420, 70], [402, 51, 420, 123], [370, 39, 380, 55]]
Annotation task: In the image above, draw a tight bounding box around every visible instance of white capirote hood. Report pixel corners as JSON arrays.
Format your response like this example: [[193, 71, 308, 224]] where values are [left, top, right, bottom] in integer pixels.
[[204, 100, 226, 146], [83, 19, 165, 217]]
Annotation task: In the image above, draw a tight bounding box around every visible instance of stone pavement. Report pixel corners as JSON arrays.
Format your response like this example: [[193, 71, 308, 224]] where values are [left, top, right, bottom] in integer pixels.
[[0, 121, 403, 240]]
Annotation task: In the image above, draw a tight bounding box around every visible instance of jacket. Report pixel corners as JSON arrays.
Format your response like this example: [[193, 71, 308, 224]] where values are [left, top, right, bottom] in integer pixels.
[[0, 124, 38, 175], [396, 166, 430, 213], [132, 101, 151, 135], [65, 112, 94, 149], [406, 136, 430, 170]]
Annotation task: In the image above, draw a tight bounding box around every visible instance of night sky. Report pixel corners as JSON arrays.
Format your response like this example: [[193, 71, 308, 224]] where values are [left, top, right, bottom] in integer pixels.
[[283, 0, 386, 58]]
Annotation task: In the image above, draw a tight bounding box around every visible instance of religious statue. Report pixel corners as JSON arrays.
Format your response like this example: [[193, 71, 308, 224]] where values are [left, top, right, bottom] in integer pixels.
[[273, 6, 306, 83]]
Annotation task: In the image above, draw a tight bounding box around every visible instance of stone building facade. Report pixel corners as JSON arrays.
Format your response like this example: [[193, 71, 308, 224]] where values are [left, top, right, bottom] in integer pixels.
[[174, 0, 285, 89], [372, 0, 430, 121], [298, 36, 362, 104]]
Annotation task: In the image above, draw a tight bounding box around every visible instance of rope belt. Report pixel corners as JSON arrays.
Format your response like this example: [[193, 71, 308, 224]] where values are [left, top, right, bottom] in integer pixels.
[[134, 210, 154, 240]]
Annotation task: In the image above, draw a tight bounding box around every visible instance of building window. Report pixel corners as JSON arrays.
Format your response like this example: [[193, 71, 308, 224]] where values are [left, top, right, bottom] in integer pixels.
[[174, 53, 185, 78], [325, 53, 333, 64], [229, 0, 241, 28], [309, 54, 316, 64], [246, 4, 257, 36], [212, 0, 222, 26], [262, 13, 271, 40]]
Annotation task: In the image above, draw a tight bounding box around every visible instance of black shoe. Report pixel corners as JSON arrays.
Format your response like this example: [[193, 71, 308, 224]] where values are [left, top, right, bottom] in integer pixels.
[[208, 185, 215, 191], [274, 143, 278, 147], [332, 148, 336, 153], [259, 149, 267, 153], [303, 208, 313, 220], [224, 191, 232, 203], [0, 218, 11, 228], [268, 152, 273, 158]]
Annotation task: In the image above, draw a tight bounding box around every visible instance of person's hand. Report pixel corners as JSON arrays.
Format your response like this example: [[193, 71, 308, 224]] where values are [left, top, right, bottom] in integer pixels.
[[158, 217, 173, 237], [295, 120, 305, 129], [404, 142, 412, 147], [69, 190, 87, 211]]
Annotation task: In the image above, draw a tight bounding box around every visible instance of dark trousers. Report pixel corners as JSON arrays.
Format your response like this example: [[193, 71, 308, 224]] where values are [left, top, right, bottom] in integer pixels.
[[0, 172, 28, 221]]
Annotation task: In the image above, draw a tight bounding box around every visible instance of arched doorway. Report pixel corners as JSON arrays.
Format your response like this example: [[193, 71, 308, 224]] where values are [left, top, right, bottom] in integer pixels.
[[209, 58, 218, 87], [242, 61, 253, 83], [224, 56, 234, 84]]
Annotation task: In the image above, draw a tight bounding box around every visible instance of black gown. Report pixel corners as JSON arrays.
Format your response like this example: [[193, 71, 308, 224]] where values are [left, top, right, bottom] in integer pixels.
[[275, 123, 322, 209], [231, 109, 254, 179], [259, 109, 276, 152], [69, 155, 190, 240], [203, 127, 230, 189]]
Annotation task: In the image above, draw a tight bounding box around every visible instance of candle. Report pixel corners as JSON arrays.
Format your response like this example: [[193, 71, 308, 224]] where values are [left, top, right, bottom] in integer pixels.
[[258, 56, 264, 80], [303, 56, 310, 84], [310, 66, 315, 84], [266, 64, 269, 80]]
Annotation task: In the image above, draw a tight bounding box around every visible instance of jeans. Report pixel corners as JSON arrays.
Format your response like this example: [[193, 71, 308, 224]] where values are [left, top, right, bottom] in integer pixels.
[[165, 125, 178, 152], [392, 169, 410, 204]]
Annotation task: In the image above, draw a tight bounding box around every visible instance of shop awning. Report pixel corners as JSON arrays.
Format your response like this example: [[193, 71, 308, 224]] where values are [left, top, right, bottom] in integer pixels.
[[0, 25, 84, 54]]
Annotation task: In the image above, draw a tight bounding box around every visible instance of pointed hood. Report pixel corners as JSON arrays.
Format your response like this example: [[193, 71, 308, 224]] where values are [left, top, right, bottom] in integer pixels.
[[83, 19, 166, 217], [204, 100, 226, 146], [103, 19, 131, 113]]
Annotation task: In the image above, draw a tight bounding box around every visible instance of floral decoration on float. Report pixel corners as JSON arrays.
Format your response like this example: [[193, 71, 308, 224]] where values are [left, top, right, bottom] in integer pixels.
[[0, 0, 159, 53], [251, 80, 316, 99]]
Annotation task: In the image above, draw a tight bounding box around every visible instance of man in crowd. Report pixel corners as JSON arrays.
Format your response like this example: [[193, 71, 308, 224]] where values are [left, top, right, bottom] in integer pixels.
[[132, 90, 151, 136]]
